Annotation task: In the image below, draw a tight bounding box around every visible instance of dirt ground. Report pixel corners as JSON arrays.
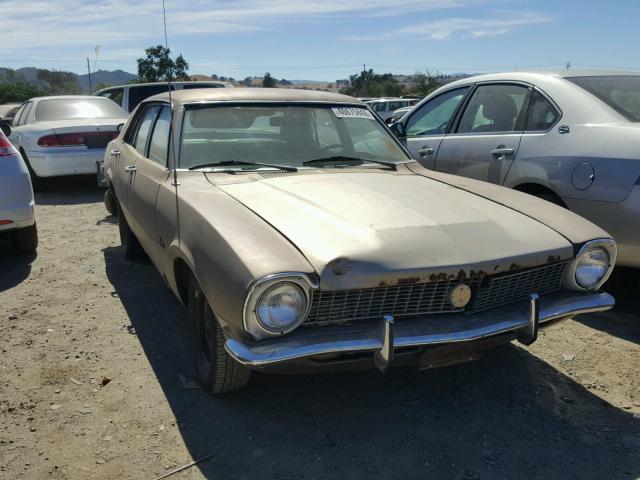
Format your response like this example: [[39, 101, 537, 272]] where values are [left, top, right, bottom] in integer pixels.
[[1, 177, 639, 480]]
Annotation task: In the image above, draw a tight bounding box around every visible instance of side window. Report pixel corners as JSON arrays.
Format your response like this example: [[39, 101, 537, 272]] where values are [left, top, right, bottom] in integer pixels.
[[457, 84, 529, 134], [132, 105, 160, 154], [405, 87, 469, 136], [11, 104, 26, 126], [99, 88, 124, 108], [147, 106, 172, 165], [526, 90, 559, 131], [388, 101, 403, 111], [20, 102, 33, 125], [128, 85, 173, 112], [373, 103, 386, 112]]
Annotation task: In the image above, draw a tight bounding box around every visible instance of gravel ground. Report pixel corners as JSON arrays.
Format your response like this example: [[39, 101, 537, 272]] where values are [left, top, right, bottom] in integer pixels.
[[1, 177, 639, 480]]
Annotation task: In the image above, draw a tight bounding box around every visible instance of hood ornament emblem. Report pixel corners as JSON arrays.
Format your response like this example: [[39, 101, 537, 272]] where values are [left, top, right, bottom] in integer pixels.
[[449, 284, 472, 308]]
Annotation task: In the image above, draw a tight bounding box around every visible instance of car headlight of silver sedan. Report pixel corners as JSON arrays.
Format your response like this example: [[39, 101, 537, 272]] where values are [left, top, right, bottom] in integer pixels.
[[244, 273, 316, 339], [564, 239, 616, 291]]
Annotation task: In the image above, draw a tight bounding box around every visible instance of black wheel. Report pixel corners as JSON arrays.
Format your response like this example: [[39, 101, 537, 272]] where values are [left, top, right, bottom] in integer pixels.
[[188, 276, 251, 394], [117, 203, 146, 260], [20, 149, 45, 192], [104, 188, 117, 216], [11, 223, 38, 253]]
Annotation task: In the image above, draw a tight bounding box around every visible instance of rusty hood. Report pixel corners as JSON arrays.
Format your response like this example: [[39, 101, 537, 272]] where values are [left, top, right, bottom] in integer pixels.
[[214, 170, 574, 289]]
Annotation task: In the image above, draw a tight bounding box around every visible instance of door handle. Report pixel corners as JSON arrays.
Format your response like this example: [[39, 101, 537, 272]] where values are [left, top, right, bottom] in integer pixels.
[[110, 149, 121, 156], [125, 165, 137, 173], [491, 147, 514, 157], [418, 146, 434, 157]]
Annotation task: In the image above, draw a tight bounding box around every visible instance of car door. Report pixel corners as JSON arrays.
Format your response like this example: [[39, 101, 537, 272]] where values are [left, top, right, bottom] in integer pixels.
[[128, 104, 172, 265], [434, 83, 530, 184], [403, 87, 470, 169]]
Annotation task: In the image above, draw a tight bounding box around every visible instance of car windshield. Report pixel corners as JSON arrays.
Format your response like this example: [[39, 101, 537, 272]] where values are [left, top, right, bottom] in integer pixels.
[[180, 104, 411, 170], [34, 98, 125, 122], [567, 75, 640, 122]]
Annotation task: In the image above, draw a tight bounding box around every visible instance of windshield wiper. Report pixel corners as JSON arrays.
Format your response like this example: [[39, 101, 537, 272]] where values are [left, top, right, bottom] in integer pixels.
[[189, 160, 298, 172], [303, 156, 398, 170]]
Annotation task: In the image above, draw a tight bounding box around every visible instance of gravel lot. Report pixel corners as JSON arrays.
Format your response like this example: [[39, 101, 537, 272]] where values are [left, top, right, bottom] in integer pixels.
[[1, 177, 639, 480]]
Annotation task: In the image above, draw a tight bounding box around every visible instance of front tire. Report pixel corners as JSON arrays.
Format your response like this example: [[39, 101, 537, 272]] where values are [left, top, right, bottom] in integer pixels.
[[11, 223, 38, 253], [188, 276, 251, 394], [104, 188, 117, 216], [117, 203, 146, 260]]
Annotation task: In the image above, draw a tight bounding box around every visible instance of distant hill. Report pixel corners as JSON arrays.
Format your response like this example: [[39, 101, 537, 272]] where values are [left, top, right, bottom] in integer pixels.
[[78, 69, 137, 90]]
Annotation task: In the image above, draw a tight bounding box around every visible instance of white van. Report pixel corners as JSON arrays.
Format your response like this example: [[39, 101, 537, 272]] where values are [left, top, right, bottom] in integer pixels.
[[95, 81, 231, 113]]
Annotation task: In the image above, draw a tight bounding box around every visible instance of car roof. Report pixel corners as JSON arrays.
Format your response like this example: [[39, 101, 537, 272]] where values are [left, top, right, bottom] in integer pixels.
[[97, 81, 228, 91], [146, 88, 360, 106], [25, 95, 115, 102], [443, 69, 640, 89]]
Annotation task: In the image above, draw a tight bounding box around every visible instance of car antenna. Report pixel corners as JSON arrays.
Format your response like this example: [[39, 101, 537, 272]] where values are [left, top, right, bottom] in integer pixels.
[[162, 0, 179, 187]]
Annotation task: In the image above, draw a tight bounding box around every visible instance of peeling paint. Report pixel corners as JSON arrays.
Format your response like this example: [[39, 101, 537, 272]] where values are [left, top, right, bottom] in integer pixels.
[[327, 257, 353, 276]]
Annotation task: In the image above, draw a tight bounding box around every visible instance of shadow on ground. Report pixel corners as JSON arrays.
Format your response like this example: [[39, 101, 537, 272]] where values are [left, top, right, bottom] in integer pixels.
[[0, 235, 36, 292], [103, 246, 640, 480], [34, 175, 104, 206]]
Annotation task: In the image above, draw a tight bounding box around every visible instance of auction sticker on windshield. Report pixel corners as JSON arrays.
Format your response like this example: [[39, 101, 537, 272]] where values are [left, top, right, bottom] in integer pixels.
[[332, 107, 376, 120]]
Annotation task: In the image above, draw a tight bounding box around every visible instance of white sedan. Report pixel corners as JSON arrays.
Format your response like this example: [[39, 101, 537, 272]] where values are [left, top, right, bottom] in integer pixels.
[[0, 127, 37, 253], [8, 96, 127, 190]]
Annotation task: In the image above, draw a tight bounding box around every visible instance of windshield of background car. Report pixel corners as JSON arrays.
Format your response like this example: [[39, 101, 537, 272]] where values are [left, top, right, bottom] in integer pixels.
[[180, 104, 411, 169], [567, 75, 640, 122], [34, 98, 125, 122]]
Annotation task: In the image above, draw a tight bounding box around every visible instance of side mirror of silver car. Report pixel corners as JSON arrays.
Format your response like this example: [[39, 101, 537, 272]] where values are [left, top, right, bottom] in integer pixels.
[[0, 123, 11, 137], [389, 121, 406, 138]]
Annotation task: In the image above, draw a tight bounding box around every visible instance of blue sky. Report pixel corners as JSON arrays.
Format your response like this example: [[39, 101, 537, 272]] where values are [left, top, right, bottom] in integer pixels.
[[2, 0, 639, 81]]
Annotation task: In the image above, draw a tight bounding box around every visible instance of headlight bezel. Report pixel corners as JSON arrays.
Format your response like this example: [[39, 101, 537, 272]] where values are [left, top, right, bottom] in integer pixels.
[[564, 239, 616, 291], [243, 273, 317, 339]]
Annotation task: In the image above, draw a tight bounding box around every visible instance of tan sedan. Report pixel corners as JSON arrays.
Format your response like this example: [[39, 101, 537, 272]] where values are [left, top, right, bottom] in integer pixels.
[[104, 88, 615, 394]]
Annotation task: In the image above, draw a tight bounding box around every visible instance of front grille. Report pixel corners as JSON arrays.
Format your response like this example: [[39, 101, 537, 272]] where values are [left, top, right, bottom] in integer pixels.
[[471, 261, 568, 311], [303, 261, 569, 327]]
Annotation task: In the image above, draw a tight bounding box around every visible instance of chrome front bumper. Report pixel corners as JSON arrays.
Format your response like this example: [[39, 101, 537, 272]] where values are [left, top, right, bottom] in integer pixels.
[[225, 291, 614, 370]]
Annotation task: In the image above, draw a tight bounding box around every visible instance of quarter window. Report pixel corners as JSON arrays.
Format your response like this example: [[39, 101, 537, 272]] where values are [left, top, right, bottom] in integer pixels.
[[147, 106, 171, 165], [133, 105, 160, 155], [405, 87, 469, 136], [11, 104, 26, 126], [457, 84, 529, 134], [526, 91, 559, 131]]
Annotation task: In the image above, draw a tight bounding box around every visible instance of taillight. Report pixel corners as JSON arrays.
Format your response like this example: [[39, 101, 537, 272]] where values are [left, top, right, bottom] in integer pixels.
[[37, 131, 117, 147], [0, 133, 17, 157]]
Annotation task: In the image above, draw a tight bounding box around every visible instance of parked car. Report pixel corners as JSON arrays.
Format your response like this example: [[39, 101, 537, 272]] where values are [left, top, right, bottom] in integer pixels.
[[95, 81, 231, 113], [389, 71, 640, 267], [0, 126, 37, 253], [0, 103, 21, 126], [104, 88, 615, 393], [8, 96, 127, 190], [387, 105, 413, 124], [366, 98, 418, 121]]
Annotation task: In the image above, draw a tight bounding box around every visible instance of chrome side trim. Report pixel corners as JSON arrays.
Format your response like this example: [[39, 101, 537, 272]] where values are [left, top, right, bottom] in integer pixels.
[[226, 291, 614, 368]]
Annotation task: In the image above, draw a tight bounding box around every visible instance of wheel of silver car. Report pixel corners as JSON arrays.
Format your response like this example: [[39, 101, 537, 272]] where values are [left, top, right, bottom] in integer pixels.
[[188, 276, 251, 394], [117, 203, 146, 261], [104, 188, 117, 216], [534, 192, 566, 208], [11, 223, 38, 254]]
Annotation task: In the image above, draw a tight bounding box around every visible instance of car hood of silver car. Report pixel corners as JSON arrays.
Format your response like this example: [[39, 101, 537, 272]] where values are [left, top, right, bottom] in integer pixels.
[[210, 165, 589, 290]]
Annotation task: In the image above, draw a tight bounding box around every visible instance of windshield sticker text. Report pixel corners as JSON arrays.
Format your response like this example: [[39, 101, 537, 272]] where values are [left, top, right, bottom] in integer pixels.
[[332, 107, 375, 120]]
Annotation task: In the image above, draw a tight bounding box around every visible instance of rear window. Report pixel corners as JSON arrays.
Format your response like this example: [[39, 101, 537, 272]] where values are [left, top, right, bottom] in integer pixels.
[[567, 75, 640, 122], [35, 98, 124, 122], [181, 83, 225, 90]]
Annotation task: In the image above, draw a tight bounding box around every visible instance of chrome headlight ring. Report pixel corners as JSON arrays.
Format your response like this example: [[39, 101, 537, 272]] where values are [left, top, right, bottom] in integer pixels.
[[563, 238, 617, 291], [243, 273, 318, 340]]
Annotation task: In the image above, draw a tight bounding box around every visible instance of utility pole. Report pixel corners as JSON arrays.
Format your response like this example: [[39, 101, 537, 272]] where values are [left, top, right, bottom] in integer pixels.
[[86, 57, 93, 94], [565, 61, 571, 70]]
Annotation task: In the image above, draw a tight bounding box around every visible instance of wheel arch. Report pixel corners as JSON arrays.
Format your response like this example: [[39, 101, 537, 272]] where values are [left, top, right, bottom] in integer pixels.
[[513, 182, 567, 207]]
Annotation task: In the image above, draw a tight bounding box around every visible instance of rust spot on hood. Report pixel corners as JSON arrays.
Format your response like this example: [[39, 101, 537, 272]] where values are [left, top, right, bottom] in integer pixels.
[[397, 276, 421, 285], [326, 257, 353, 276]]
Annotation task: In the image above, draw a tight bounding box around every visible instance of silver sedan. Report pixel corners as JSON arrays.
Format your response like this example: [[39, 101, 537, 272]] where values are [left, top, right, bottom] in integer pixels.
[[391, 71, 640, 267], [0, 127, 37, 253]]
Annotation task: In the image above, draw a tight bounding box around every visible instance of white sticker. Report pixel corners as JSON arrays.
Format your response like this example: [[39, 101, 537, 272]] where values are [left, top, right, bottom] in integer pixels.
[[332, 107, 375, 120]]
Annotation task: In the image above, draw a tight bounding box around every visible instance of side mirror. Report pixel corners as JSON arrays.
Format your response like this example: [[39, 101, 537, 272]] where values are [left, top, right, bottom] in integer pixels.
[[389, 121, 405, 138], [0, 123, 11, 137], [117, 123, 125, 134]]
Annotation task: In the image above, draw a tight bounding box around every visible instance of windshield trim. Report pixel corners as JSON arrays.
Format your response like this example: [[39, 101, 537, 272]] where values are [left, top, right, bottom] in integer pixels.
[[176, 101, 413, 170]]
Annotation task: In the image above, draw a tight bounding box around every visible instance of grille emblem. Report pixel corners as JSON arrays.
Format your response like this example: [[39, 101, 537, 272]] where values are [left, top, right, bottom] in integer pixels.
[[449, 284, 472, 308]]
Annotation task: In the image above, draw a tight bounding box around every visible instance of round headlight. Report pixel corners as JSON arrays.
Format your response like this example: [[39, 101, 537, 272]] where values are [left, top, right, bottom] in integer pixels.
[[256, 282, 307, 333], [575, 247, 609, 289]]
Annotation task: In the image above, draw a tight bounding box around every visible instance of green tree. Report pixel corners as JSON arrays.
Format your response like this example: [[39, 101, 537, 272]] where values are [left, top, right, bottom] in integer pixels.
[[36, 69, 80, 95], [137, 45, 189, 82], [243, 76, 253, 87], [262, 72, 277, 88], [340, 69, 404, 97], [0, 82, 48, 104], [411, 70, 443, 96]]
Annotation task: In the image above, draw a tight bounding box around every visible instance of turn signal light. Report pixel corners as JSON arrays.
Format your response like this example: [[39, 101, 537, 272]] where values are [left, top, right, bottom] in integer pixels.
[[0, 132, 17, 157]]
